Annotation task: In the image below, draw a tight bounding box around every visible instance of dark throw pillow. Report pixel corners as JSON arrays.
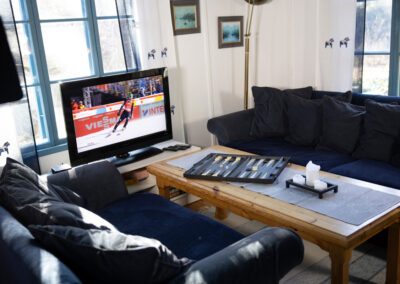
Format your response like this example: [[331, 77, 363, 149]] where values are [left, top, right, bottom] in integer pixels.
[[285, 94, 322, 146], [331, 90, 352, 103], [353, 100, 400, 162], [250, 86, 313, 138], [17, 201, 116, 231], [29, 225, 193, 284], [317, 96, 365, 154], [0, 158, 86, 208]]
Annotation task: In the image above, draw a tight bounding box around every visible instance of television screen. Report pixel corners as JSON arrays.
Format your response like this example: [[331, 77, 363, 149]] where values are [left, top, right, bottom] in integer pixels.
[[61, 68, 172, 166]]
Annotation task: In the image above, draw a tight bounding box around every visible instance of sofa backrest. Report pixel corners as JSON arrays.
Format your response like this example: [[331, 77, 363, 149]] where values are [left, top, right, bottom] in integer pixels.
[[312, 90, 400, 105], [0, 206, 81, 284]]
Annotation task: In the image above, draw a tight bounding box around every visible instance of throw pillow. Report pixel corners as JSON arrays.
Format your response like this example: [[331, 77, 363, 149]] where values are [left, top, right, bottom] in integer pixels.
[[29, 225, 193, 284], [316, 96, 365, 154], [353, 100, 400, 162], [0, 158, 85, 207], [285, 94, 323, 146], [250, 86, 313, 138], [391, 138, 400, 167], [17, 201, 116, 231], [330, 90, 352, 103]]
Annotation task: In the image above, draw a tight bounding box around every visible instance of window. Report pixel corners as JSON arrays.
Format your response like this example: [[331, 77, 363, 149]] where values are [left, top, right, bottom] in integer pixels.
[[353, 0, 393, 95], [10, 0, 138, 155]]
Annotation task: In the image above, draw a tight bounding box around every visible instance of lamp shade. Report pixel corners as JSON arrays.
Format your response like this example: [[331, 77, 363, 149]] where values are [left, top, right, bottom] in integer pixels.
[[244, 0, 269, 4], [0, 17, 23, 104]]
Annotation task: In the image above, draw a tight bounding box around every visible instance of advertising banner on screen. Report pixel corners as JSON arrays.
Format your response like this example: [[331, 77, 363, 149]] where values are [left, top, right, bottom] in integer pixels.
[[73, 107, 140, 138], [140, 101, 165, 118]]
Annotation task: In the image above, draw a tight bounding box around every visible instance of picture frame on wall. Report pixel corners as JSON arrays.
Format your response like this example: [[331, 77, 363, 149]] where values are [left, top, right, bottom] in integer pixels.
[[170, 0, 201, 36], [218, 16, 244, 49]]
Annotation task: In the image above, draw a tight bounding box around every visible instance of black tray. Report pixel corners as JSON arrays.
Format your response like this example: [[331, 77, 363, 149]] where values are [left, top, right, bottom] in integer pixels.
[[183, 153, 290, 184], [285, 175, 338, 199]]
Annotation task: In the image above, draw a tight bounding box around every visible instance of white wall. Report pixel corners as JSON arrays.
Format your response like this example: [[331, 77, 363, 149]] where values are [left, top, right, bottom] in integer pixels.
[[172, 0, 246, 147]]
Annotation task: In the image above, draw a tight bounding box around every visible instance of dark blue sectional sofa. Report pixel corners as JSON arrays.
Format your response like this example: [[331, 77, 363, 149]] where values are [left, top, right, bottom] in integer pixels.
[[208, 91, 400, 190], [0, 159, 304, 283]]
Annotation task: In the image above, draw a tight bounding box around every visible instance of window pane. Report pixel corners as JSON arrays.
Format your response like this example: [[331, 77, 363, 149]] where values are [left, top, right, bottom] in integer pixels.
[[36, 0, 86, 20], [97, 19, 126, 73], [364, 0, 392, 52], [27, 86, 49, 144], [10, 0, 27, 21], [95, 0, 118, 17], [50, 84, 66, 139], [16, 24, 38, 85], [41, 21, 93, 81], [362, 55, 389, 95]]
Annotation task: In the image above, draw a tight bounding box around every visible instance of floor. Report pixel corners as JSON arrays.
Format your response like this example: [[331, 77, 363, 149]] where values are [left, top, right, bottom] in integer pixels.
[[186, 200, 388, 284]]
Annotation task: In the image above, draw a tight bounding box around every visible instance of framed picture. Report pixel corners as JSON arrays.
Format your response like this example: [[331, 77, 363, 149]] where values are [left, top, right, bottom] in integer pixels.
[[218, 16, 244, 49], [170, 0, 201, 36]]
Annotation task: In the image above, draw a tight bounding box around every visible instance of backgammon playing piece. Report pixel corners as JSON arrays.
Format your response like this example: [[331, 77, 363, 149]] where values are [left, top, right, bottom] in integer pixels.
[[221, 156, 232, 165], [212, 155, 222, 164]]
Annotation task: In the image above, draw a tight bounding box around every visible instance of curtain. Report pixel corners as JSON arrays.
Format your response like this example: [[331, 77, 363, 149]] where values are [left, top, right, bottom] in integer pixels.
[[251, 0, 357, 102], [115, 0, 185, 142], [389, 0, 400, 96], [353, 0, 366, 93], [0, 0, 40, 173]]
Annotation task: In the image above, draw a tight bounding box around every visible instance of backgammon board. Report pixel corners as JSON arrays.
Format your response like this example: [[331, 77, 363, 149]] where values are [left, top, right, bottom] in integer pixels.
[[183, 153, 290, 184]]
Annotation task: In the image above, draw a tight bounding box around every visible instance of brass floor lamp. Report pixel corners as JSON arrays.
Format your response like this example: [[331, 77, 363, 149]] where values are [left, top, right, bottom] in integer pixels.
[[244, 0, 269, 110]]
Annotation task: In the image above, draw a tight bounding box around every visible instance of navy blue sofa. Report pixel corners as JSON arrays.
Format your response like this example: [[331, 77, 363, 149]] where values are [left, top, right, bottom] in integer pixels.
[[208, 91, 400, 190], [0, 160, 304, 283]]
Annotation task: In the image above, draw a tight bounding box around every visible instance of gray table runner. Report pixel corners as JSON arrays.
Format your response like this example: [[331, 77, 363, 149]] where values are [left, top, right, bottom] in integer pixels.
[[167, 149, 400, 225]]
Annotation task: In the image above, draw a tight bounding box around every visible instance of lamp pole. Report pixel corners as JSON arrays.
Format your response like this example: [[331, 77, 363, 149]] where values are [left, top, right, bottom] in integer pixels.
[[243, 0, 268, 110]]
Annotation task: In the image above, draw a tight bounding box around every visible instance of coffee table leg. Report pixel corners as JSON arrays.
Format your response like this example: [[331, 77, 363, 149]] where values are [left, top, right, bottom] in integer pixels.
[[156, 179, 170, 200], [215, 207, 227, 220], [387, 222, 400, 284], [329, 247, 352, 284]]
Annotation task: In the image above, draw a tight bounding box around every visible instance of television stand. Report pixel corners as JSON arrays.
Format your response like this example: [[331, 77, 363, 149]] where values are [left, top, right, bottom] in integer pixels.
[[109, 146, 163, 167]]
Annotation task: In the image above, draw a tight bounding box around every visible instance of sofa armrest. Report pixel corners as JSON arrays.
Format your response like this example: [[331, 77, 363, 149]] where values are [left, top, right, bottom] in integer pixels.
[[46, 160, 128, 211], [207, 109, 255, 145], [170, 227, 304, 284]]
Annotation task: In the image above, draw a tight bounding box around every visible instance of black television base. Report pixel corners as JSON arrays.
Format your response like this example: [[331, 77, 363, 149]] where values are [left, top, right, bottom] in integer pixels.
[[108, 146, 163, 167]]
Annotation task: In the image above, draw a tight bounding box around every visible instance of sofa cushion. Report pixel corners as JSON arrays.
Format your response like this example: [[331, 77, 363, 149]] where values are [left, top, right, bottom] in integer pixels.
[[317, 96, 365, 154], [353, 100, 400, 162], [46, 160, 127, 211], [29, 224, 193, 284], [312, 90, 353, 103], [329, 159, 400, 190], [250, 86, 313, 138], [0, 158, 85, 207], [285, 95, 322, 146], [16, 201, 116, 231], [226, 138, 354, 171], [96, 193, 244, 260], [0, 207, 80, 284]]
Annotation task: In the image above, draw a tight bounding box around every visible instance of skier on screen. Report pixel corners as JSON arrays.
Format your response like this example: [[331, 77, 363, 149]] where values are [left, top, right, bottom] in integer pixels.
[[112, 93, 134, 133]]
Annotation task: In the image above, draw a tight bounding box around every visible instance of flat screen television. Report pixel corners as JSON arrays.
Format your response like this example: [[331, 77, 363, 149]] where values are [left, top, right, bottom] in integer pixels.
[[61, 67, 172, 167]]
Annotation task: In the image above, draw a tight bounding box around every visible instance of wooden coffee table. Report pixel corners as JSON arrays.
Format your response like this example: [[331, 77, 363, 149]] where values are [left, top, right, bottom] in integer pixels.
[[147, 145, 400, 284]]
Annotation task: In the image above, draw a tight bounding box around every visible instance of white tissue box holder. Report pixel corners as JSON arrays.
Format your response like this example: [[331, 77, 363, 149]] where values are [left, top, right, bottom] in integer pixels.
[[286, 175, 338, 199]]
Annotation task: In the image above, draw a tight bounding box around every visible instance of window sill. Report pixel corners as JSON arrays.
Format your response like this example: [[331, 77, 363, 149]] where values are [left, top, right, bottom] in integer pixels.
[[37, 143, 68, 157]]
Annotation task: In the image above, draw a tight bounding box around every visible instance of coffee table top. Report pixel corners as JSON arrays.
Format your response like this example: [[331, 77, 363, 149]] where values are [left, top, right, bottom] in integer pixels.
[[147, 145, 400, 248]]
